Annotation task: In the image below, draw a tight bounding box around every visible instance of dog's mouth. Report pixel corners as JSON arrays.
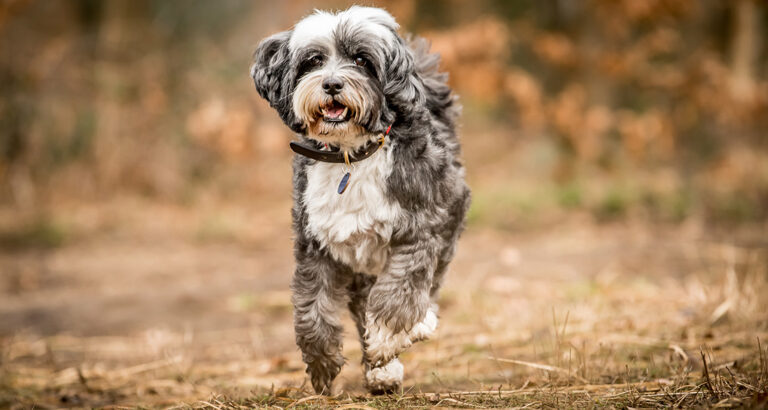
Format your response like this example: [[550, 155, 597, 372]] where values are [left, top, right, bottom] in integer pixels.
[[320, 100, 350, 123]]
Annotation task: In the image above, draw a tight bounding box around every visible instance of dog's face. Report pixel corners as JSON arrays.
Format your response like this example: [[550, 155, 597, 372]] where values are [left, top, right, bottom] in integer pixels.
[[251, 7, 423, 149]]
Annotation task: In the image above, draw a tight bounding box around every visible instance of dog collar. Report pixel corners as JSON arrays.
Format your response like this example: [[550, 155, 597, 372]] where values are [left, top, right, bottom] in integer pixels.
[[289, 125, 392, 195], [289, 124, 392, 164]]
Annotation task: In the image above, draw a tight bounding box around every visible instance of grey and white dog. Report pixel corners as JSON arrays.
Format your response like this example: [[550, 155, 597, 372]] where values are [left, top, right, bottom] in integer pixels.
[[250, 6, 470, 395]]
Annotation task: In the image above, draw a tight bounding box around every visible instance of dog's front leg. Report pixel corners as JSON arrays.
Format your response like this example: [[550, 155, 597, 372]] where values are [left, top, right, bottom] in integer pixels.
[[292, 256, 347, 395], [364, 238, 439, 369]]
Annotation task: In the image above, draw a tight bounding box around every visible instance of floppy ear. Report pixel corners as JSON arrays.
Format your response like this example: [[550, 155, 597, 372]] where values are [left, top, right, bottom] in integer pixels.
[[382, 35, 427, 120], [251, 30, 291, 104], [251, 30, 304, 132]]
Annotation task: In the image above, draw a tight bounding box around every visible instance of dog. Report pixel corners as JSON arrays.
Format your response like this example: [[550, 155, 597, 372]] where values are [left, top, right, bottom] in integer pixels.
[[250, 6, 470, 395]]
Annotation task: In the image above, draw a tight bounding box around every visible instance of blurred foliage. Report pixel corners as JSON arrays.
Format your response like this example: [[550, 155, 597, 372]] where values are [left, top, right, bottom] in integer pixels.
[[0, 0, 767, 227], [0, 217, 67, 249]]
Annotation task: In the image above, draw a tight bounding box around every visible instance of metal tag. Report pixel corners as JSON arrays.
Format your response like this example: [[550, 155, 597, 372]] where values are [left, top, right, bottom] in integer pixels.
[[337, 172, 351, 194]]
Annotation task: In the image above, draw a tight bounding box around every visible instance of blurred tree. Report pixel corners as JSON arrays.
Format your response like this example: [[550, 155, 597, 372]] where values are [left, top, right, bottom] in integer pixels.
[[729, 0, 761, 103], [0, 0, 765, 222]]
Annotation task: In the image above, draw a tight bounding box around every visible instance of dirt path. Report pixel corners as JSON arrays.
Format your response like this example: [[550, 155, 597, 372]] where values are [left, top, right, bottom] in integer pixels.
[[1, 221, 766, 407]]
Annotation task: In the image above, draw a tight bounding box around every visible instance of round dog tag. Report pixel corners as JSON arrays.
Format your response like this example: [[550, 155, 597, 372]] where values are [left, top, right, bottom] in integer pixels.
[[337, 172, 351, 194]]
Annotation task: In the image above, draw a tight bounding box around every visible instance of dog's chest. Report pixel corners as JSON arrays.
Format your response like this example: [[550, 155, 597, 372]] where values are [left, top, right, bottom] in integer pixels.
[[302, 149, 401, 275]]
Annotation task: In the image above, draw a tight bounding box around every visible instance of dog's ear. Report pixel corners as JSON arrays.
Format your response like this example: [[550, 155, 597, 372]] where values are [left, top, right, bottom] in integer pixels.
[[251, 30, 291, 105], [382, 35, 427, 117], [251, 31, 304, 132]]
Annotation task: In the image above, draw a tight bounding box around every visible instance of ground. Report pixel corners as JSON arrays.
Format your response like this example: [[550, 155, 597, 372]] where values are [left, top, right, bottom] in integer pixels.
[[1, 201, 767, 408]]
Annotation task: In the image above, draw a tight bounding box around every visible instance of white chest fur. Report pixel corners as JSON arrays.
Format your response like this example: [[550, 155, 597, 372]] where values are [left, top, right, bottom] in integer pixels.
[[302, 147, 402, 275]]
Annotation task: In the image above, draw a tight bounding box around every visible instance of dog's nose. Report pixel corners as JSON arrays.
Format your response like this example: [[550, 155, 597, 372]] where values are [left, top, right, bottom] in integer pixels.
[[322, 77, 344, 95]]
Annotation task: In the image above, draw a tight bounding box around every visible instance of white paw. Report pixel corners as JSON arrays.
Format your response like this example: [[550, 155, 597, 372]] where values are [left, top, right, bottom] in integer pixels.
[[409, 308, 438, 342], [365, 357, 403, 391], [365, 316, 412, 366], [365, 305, 439, 366]]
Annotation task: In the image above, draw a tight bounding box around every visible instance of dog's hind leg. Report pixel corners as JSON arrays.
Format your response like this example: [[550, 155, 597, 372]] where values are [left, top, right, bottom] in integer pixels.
[[292, 255, 348, 395]]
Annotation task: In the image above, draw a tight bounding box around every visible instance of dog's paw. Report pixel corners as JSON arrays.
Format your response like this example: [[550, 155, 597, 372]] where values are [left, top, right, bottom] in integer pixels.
[[365, 306, 439, 366], [365, 358, 403, 395], [365, 318, 412, 367], [304, 352, 345, 395], [409, 307, 438, 342]]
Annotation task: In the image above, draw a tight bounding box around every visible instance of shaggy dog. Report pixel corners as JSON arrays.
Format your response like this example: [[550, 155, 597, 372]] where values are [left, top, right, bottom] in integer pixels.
[[250, 6, 470, 395]]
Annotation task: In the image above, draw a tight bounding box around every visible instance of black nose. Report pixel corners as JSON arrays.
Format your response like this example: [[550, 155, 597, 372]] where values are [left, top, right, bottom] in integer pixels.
[[322, 77, 344, 95]]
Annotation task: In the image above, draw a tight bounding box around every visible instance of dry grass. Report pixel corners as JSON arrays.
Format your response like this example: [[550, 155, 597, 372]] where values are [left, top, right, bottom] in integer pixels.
[[5, 332, 765, 409], [1, 213, 767, 408]]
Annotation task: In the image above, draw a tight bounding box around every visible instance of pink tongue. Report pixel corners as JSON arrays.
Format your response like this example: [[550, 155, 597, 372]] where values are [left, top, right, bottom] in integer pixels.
[[327, 106, 345, 117]]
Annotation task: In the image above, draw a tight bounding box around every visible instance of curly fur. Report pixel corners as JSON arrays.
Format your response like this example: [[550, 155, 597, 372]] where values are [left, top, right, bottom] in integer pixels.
[[251, 6, 470, 395]]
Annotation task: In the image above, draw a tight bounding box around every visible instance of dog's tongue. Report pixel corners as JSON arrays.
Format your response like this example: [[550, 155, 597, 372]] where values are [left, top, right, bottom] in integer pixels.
[[327, 104, 345, 118]]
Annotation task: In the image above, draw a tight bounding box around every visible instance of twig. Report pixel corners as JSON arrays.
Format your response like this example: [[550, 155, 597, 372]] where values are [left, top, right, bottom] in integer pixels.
[[436, 397, 483, 408], [285, 394, 324, 408], [111, 356, 183, 379], [700, 348, 719, 400], [669, 344, 689, 364], [758, 337, 766, 385], [198, 401, 222, 410], [335, 404, 377, 410], [488, 356, 588, 383]]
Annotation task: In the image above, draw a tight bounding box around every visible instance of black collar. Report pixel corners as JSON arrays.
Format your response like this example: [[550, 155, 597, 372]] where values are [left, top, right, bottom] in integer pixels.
[[289, 125, 392, 164], [289, 139, 383, 164]]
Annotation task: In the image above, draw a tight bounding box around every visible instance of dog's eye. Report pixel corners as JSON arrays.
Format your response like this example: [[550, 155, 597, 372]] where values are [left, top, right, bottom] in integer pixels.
[[354, 56, 367, 67], [309, 55, 323, 66]]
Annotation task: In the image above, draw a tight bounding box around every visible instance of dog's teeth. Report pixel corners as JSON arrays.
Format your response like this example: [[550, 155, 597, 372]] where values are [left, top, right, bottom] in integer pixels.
[[320, 108, 327, 115], [341, 107, 348, 117]]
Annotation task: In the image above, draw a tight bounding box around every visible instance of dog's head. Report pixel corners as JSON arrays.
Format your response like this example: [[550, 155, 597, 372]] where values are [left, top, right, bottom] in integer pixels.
[[251, 6, 424, 150]]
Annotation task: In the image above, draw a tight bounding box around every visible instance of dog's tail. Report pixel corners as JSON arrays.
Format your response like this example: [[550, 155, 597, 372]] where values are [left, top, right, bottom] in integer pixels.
[[408, 36, 460, 128]]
